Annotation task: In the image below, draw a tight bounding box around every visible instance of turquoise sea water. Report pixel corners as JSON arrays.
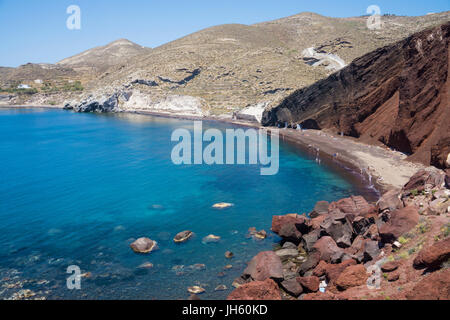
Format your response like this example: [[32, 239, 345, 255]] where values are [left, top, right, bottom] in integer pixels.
[[0, 108, 375, 300]]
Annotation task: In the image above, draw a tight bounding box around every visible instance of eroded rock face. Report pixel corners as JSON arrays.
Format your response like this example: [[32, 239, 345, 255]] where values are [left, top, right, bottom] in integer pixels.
[[243, 251, 283, 281], [445, 170, 450, 189], [379, 206, 420, 243], [404, 268, 450, 300], [262, 22, 450, 168], [72, 94, 119, 113], [413, 237, 450, 269], [227, 279, 281, 300], [402, 169, 446, 194]]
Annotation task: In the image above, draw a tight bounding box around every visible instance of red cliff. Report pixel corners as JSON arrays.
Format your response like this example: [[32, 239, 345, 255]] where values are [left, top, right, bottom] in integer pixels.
[[262, 22, 450, 169]]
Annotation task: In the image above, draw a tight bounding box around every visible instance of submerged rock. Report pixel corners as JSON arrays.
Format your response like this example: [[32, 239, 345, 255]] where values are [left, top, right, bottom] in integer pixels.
[[188, 264, 206, 271], [174, 231, 194, 243], [310, 201, 329, 218], [137, 262, 154, 269], [212, 203, 234, 209], [225, 251, 234, 259], [130, 238, 158, 254], [247, 227, 267, 240], [215, 285, 228, 291], [202, 234, 221, 244], [187, 286, 205, 294]]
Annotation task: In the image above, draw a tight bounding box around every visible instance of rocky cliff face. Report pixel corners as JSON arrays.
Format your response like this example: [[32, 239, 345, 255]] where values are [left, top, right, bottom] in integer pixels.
[[262, 22, 450, 169], [2, 12, 450, 114]]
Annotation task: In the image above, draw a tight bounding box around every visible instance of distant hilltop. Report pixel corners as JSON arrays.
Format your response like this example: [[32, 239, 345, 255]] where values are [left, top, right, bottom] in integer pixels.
[[1, 10, 449, 142]]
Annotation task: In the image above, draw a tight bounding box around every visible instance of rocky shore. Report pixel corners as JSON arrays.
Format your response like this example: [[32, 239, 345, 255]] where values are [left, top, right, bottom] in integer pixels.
[[227, 169, 450, 300]]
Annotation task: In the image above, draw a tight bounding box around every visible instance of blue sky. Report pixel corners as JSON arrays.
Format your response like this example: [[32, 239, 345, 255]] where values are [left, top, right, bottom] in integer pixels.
[[0, 0, 448, 67]]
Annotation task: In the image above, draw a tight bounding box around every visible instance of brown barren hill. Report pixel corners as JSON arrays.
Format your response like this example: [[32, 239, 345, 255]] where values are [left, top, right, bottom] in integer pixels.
[[262, 22, 450, 169]]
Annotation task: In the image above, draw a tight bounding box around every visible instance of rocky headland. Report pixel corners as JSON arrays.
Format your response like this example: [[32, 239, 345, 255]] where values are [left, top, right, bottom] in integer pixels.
[[227, 169, 450, 300], [262, 21, 450, 170]]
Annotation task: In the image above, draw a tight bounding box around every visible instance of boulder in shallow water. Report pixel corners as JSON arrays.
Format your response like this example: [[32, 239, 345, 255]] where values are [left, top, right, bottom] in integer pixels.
[[212, 202, 234, 209], [174, 231, 194, 243], [215, 285, 228, 291], [130, 238, 158, 254], [137, 262, 154, 269], [247, 227, 267, 240], [225, 251, 234, 259], [310, 201, 329, 218], [187, 286, 205, 294], [202, 234, 221, 243]]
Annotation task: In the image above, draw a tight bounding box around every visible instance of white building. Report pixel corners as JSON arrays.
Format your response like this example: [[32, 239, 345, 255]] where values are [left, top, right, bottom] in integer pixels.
[[17, 84, 31, 89]]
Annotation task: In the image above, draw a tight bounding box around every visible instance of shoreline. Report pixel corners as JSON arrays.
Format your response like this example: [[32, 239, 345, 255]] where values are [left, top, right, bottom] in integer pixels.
[[0, 105, 427, 196], [122, 109, 424, 195]]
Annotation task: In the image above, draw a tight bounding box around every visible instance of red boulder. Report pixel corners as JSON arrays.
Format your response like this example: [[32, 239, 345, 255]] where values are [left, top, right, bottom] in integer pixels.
[[296, 276, 320, 292], [227, 279, 282, 300], [335, 265, 368, 291], [379, 206, 419, 243], [243, 251, 283, 281], [413, 237, 450, 269]]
